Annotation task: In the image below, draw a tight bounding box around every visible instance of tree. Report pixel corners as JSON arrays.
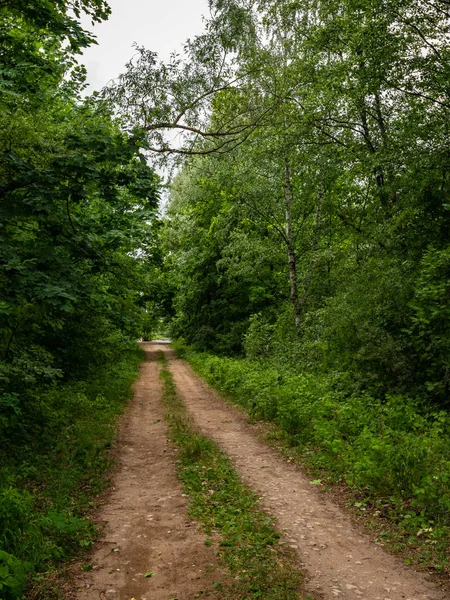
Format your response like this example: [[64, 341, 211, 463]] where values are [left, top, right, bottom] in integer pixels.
[[98, 0, 450, 401], [0, 0, 161, 427], [0, 0, 111, 101]]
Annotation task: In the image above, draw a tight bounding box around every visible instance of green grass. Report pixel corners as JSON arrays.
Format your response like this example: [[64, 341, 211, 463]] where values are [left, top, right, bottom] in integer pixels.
[[173, 341, 450, 576], [0, 346, 144, 600], [157, 352, 305, 600]]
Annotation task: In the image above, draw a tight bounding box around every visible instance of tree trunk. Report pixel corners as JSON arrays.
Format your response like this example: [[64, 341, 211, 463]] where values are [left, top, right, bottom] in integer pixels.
[[283, 159, 301, 328]]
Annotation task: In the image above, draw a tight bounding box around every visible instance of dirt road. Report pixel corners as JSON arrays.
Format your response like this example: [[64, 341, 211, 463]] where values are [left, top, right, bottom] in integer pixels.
[[73, 342, 448, 600], [73, 343, 223, 600]]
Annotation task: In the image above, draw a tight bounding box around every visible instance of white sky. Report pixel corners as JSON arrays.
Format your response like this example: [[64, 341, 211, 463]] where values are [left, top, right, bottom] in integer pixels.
[[80, 0, 210, 93]]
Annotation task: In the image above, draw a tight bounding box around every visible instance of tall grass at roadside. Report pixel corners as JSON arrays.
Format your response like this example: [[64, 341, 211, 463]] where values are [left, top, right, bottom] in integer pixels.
[[0, 346, 143, 600], [173, 340, 450, 574], [158, 352, 305, 600]]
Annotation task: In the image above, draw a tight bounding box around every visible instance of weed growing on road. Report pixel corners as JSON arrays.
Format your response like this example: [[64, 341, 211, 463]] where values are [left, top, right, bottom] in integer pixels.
[[158, 353, 305, 599]]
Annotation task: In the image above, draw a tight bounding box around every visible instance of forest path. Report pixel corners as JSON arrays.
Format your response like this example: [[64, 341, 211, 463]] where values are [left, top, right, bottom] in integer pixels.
[[72, 342, 223, 600], [166, 346, 448, 600]]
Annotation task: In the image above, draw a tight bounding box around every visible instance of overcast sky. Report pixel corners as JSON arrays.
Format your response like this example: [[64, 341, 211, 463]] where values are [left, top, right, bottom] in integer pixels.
[[80, 0, 209, 93]]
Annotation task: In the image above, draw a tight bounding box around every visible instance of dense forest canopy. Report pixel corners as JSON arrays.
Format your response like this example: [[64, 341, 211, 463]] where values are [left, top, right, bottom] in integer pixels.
[[0, 0, 163, 404], [109, 0, 450, 405]]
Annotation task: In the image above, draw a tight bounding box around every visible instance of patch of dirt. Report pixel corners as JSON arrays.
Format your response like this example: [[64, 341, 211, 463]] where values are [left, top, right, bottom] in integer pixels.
[[70, 343, 223, 600], [167, 350, 449, 600]]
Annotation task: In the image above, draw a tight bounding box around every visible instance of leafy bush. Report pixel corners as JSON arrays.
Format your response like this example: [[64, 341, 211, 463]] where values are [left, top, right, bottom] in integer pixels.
[[0, 551, 29, 600], [409, 246, 450, 403], [0, 394, 22, 433], [244, 313, 275, 359], [294, 258, 414, 394]]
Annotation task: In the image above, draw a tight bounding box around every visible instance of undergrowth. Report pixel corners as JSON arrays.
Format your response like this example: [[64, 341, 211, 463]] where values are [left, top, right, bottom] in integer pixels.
[[0, 346, 144, 600], [158, 352, 306, 599], [173, 341, 450, 575]]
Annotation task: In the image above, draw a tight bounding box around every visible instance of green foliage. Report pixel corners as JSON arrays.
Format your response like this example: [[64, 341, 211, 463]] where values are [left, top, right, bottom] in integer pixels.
[[294, 257, 415, 394], [0, 0, 110, 102], [165, 166, 281, 354], [0, 0, 161, 436], [0, 550, 29, 600], [243, 313, 275, 360], [409, 246, 450, 403], [0, 347, 142, 598], [156, 0, 450, 409], [180, 346, 450, 569]]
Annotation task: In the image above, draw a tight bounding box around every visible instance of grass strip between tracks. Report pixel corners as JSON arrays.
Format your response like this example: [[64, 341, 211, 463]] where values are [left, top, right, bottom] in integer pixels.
[[158, 352, 308, 600]]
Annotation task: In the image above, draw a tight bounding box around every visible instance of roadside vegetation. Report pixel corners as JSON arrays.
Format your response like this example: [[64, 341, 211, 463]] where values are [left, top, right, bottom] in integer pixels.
[[175, 342, 450, 574], [158, 352, 306, 599], [0, 348, 143, 600]]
